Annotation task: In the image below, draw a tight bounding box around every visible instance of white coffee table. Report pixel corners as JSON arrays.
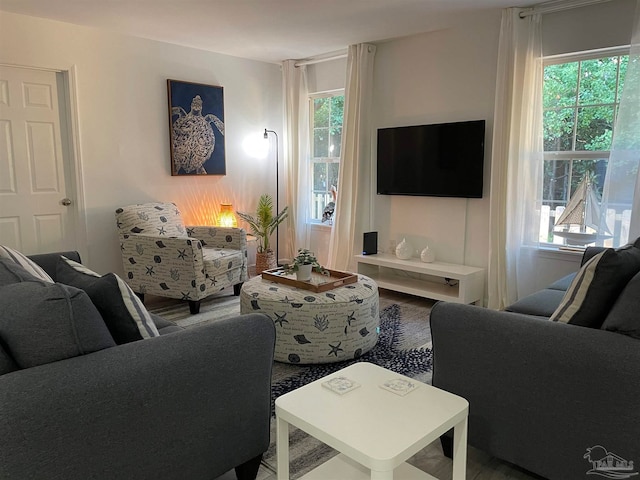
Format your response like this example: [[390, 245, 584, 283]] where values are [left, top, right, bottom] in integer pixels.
[[275, 362, 469, 480]]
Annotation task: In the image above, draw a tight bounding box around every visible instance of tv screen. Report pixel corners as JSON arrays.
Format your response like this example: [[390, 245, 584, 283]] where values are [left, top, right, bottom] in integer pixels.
[[376, 120, 485, 198]]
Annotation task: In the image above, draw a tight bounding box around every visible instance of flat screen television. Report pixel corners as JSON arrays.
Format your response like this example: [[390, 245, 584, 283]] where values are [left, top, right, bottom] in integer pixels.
[[376, 120, 485, 198]]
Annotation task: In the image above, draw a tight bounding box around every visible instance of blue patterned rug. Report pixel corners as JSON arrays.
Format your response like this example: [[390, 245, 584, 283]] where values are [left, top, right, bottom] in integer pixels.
[[270, 303, 433, 410]]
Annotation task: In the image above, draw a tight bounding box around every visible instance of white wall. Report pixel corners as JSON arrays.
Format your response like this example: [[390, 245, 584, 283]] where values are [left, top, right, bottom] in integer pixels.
[[371, 10, 501, 269], [0, 12, 283, 275]]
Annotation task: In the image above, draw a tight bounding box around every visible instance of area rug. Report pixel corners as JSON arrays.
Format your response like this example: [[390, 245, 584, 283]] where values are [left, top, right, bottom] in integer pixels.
[[262, 303, 433, 478]]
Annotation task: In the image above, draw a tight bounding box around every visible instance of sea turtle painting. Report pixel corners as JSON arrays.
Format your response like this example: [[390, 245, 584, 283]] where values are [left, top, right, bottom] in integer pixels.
[[170, 93, 225, 175]]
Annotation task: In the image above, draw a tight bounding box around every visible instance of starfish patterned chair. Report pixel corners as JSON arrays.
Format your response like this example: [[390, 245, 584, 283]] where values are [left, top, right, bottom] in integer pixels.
[[115, 202, 247, 314]]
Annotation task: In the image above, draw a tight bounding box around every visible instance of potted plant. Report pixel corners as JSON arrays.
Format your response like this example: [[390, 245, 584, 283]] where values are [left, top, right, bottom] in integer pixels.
[[236, 194, 288, 274], [283, 248, 328, 281]]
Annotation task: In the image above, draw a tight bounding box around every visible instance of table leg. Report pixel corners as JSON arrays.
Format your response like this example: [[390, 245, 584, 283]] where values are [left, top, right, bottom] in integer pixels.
[[452, 416, 468, 480], [370, 469, 393, 480], [276, 416, 290, 480]]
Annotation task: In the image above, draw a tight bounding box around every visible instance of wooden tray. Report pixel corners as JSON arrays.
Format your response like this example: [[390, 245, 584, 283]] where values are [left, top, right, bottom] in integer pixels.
[[261, 267, 358, 292]]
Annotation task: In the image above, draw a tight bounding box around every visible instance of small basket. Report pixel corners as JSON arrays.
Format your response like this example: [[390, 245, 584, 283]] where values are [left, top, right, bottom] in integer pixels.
[[255, 251, 276, 275]]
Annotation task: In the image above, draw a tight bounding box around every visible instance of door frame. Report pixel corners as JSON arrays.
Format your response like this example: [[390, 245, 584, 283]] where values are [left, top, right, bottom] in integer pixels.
[[1, 62, 88, 261]]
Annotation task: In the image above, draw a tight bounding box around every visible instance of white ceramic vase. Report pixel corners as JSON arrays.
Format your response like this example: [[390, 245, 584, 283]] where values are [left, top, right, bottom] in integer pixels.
[[395, 238, 413, 260], [296, 263, 313, 281], [420, 245, 436, 263]]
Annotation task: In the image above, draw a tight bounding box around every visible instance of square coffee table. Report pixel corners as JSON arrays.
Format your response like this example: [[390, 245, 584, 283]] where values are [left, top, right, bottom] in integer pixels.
[[275, 362, 469, 479]]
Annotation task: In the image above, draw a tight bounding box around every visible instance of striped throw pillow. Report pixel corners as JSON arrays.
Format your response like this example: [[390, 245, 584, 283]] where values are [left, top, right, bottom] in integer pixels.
[[0, 246, 54, 283], [57, 256, 159, 343], [550, 244, 640, 328]]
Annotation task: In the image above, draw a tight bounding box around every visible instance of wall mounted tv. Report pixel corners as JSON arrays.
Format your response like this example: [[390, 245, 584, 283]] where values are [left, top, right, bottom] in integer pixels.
[[376, 119, 485, 198]]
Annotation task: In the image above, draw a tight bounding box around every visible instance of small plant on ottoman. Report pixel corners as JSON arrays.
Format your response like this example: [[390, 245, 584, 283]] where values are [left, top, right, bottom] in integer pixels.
[[283, 248, 327, 281]]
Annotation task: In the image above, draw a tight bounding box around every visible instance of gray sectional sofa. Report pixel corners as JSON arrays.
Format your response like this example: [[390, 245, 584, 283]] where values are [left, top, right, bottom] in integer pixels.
[[0, 251, 275, 480], [430, 245, 640, 480]]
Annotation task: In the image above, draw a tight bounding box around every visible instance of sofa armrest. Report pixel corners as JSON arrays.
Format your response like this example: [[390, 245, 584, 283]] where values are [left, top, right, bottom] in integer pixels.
[[430, 302, 640, 480], [187, 226, 247, 251], [0, 313, 275, 480]]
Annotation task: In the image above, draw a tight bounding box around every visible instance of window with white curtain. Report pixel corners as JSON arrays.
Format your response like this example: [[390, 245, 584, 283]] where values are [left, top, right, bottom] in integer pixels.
[[309, 90, 344, 224], [541, 48, 630, 246]]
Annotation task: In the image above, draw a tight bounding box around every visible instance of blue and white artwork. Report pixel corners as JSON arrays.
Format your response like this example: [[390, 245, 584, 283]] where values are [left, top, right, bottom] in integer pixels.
[[167, 79, 226, 176]]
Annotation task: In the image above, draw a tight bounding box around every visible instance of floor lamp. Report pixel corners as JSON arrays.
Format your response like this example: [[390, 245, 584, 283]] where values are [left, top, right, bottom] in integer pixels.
[[264, 128, 279, 265]]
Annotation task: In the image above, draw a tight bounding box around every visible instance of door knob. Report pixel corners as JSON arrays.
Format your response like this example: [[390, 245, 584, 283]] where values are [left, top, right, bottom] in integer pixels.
[[61, 198, 72, 206]]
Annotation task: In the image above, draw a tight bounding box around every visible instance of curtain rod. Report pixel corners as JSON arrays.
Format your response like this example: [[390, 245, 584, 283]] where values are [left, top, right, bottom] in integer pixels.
[[520, 0, 613, 17], [294, 50, 348, 67]]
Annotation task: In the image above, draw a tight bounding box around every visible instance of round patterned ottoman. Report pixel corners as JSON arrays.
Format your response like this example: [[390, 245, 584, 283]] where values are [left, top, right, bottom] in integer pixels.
[[240, 274, 379, 364]]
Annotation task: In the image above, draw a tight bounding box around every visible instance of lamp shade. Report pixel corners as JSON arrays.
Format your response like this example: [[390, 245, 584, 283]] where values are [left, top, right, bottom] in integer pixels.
[[218, 203, 238, 227]]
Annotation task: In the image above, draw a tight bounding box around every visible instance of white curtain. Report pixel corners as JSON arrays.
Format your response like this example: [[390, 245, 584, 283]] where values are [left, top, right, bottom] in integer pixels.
[[598, 0, 640, 245], [487, 9, 544, 310], [327, 44, 376, 271], [282, 59, 310, 262]]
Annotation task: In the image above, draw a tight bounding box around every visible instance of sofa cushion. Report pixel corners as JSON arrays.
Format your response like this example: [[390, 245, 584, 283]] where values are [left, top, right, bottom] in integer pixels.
[[600, 271, 640, 339], [547, 272, 576, 291], [202, 247, 244, 279], [0, 258, 45, 286], [0, 282, 115, 368], [0, 245, 53, 283], [505, 289, 566, 317], [550, 244, 640, 328], [56, 256, 160, 344]]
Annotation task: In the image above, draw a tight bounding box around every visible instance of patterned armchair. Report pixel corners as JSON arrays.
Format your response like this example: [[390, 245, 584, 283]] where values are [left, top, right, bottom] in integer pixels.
[[115, 202, 247, 314]]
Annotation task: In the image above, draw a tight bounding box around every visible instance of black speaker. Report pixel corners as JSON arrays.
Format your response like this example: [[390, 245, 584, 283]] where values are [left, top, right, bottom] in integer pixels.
[[362, 231, 378, 255]]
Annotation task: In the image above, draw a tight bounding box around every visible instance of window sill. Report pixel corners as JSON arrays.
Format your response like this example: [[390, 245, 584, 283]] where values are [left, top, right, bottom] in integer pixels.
[[308, 222, 333, 230], [537, 245, 585, 261]]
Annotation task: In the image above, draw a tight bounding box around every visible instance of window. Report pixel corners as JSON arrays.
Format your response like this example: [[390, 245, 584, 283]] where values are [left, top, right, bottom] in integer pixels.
[[310, 91, 344, 223], [541, 50, 629, 246]]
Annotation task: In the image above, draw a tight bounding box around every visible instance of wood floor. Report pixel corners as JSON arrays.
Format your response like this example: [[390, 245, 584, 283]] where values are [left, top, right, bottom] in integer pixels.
[[217, 288, 544, 480]]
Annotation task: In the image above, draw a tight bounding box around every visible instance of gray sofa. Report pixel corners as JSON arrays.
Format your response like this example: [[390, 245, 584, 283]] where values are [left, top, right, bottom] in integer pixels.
[[431, 246, 640, 480], [0, 251, 275, 480]]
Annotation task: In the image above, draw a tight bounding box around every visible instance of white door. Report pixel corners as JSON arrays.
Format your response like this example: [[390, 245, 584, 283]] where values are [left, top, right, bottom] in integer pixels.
[[0, 65, 77, 254]]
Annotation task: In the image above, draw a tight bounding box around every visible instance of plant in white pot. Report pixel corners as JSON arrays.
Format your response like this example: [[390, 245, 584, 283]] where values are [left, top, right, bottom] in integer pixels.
[[283, 248, 328, 281], [236, 194, 288, 274]]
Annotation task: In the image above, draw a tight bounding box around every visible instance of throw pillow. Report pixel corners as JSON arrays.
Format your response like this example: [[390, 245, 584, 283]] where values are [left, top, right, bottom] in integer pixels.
[[0, 245, 53, 283], [0, 258, 46, 286], [0, 282, 115, 369], [600, 271, 640, 339], [56, 256, 160, 344], [550, 244, 640, 328]]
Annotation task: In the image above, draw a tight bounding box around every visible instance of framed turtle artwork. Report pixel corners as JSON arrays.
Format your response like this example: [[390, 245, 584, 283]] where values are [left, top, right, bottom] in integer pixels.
[[167, 79, 226, 176]]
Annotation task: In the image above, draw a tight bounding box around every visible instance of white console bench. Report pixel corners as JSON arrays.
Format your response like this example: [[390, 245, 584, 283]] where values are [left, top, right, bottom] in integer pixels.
[[354, 253, 485, 304]]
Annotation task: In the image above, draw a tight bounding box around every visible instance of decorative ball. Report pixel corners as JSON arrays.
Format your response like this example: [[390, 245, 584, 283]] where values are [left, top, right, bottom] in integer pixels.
[[395, 238, 413, 260], [420, 245, 436, 263]]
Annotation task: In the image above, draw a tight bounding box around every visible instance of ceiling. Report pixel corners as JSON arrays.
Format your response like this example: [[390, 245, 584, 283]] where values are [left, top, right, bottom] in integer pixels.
[[0, 0, 532, 64]]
